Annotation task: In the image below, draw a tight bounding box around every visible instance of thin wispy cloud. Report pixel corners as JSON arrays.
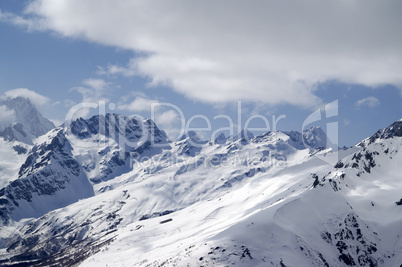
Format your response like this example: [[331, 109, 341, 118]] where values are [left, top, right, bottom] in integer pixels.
[[82, 79, 110, 93], [153, 109, 183, 140], [118, 96, 160, 112], [0, 105, 16, 126], [117, 94, 183, 139], [0, 9, 46, 31], [3, 0, 401, 108], [68, 79, 112, 119], [356, 96, 380, 108], [70, 79, 111, 103]]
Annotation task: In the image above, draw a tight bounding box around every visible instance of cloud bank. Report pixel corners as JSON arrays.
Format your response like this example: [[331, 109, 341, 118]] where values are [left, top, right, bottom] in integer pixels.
[[4, 0, 402, 107], [3, 88, 50, 107]]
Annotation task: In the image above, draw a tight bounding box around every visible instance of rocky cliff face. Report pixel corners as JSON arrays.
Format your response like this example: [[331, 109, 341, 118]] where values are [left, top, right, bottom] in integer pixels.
[[0, 129, 93, 225], [67, 114, 170, 183], [359, 119, 402, 147], [0, 113, 172, 225]]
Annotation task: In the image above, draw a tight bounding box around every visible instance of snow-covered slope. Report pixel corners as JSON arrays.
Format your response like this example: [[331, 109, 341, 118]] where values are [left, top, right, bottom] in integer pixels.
[[0, 116, 401, 267], [0, 113, 170, 226], [0, 97, 53, 190], [0, 128, 94, 225], [0, 123, 35, 145], [81, 121, 401, 267], [0, 139, 28, 189]]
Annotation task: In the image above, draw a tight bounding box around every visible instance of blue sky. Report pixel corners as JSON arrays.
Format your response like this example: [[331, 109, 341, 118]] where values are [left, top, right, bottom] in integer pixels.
[[0, 0, 401, 146]]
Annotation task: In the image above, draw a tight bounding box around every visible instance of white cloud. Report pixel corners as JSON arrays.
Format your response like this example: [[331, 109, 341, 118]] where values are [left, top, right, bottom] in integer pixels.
[[0, 105, 16, 127], [153, 110, 183, 140], [64, 99, 76, 108], [69, 79, 111, 119], [356, 96, 380, 108], [97, 61, 137, 77], [5, 1, 402, 107], [82, 78, 110, 92], [70, 78, 110, 103], [0, 9, 46, 31], [117, 93, 183, 138], [156, 110, 179, 125], [118, 96, 159, 112], [48, 118, 63, 127], [3, 88, 50, 107]]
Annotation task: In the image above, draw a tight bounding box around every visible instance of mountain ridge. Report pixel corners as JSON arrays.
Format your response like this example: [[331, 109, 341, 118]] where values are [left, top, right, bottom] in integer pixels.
[[0, 109, 400, 266]]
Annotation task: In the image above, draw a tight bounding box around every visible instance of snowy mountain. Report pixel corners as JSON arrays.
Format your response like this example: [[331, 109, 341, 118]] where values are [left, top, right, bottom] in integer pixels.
[[0, 97, 55, 189], [0, 128, 94, 225], [284, 126, 338, 151], [214, 132, 228, 145], [0, 114, 401, 266], [0, 96, 55, 141], [67, 114, 170, 183], [0, 113, 170, 225], [0, 138, 28, 189], [358, 119, 402, 147], [0, 123, 36, 145]]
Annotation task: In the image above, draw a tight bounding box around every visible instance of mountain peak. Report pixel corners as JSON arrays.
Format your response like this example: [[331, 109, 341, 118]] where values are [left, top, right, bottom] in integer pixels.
[[304, 125, 321, 131], [69, 113, 169, 148], [0, 96, 55, 142], [233, 129, 254, 144], [178, 131, 202, 142], [0, 122, 35, 145], [214, 132, 227, 144], [1, 110, 402, 265], [281, 127, 337, 151], [359, 119, 402, 146], [302, 126, 333, 149]]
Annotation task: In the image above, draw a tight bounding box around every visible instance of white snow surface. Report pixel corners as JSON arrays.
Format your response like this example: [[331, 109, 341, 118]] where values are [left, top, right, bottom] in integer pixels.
[[0, 115, 401, 267], [0, 139, 29, 188]]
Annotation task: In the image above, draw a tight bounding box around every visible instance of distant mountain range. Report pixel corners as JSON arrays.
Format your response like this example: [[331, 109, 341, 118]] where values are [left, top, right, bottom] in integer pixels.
[[0, 97, 401, 266]]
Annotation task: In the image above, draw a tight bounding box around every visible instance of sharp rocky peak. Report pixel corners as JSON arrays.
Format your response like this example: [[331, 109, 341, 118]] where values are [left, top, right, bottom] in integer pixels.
[[18, 129, 71, 178], [251, 126, 333, 151], [234, 129, 254, 143], [0, 96, 55, 139], [301, 126, 331, 149], [178, 131, 201, 141], [214, 132, 227, 144], [0, 128, 93, 225], [359, 119, 402, 147], [69, 113, 169, 145], [0, 122, 35, 145]]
